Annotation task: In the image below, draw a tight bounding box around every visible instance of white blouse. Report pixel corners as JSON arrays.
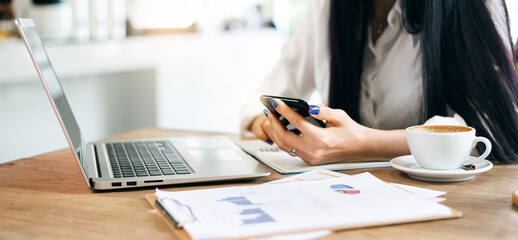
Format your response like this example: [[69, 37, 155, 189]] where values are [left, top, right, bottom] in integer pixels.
[[240, 0, 511, 132]]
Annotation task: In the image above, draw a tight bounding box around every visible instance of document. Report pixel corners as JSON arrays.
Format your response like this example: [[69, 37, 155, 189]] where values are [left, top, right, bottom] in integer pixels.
[[262, 170, 445, 239], [235, 140, 390, 174], [266, 169, 347, 184], [155, 172, 454, 240], [268, 169, 446, 202], [390, 183, 446, 202]]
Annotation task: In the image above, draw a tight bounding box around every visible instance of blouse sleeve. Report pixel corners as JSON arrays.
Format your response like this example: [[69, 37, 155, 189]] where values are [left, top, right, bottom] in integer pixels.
[[239, 0, 328, 133], [423, 114, 467, 126]]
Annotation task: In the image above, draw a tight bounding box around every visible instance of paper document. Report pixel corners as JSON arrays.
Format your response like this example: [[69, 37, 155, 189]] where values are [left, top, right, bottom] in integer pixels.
[[235, 140, 390, 174], [269, 169, 446, 202], [263, 170, 445, 240], [390, 183, 446, 202], [253, 230, 332, 240], [155, 172, 454, 240], [267, 169, 348, 184]]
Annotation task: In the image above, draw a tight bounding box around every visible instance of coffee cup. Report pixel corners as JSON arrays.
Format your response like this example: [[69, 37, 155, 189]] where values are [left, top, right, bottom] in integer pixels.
[[406, 125, 492, 170]]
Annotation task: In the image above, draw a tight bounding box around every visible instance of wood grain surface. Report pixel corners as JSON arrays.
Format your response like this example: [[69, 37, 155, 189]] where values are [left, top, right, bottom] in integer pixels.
[[1, 127, 517, 240]]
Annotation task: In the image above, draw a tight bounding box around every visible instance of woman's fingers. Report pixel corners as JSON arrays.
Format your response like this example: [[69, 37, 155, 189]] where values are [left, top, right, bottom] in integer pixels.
[[309, 104, 349, 125], [262, 117, 279, 146], [265, 108, 304, 152], [263, 119, 293, 152], [263, 106, 343, 165], [250, 114, 270, 142], [281, 146, 323, 165], [270, 99, 319, 136]]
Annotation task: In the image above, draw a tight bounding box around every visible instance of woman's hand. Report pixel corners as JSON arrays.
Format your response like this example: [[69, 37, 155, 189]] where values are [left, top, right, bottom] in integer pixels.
[[263, 99, 410, 165], [249, 113, 274, 145]]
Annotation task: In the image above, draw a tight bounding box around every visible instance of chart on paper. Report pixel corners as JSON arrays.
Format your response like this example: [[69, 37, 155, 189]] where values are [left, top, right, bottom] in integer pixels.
[[218, 196, 275, 225], [168, 188, 310, 230], [155, 173, 454, 240]]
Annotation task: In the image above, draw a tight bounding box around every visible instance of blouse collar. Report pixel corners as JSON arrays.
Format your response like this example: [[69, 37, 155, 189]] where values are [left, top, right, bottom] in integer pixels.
[[387, 0, 402, 30]]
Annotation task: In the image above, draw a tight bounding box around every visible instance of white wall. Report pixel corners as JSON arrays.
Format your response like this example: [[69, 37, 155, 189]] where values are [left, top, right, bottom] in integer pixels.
[[0, 31, 284, 163], [0, 69, 156, 163], [506, 0, 518, 44], [155, 31, 284, 133]]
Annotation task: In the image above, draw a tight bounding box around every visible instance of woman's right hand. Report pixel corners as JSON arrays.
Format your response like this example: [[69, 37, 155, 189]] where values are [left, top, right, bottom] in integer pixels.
[[249, 112, 274, 145]]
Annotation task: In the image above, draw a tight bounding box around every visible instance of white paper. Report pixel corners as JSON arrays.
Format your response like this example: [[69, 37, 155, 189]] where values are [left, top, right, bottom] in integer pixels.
[[269, 170, 446, 202], [156, 173, 452, 240], [260, 170, 342, 240], [253, 230, 332, 240], [389, 183, 446, 202], [267, 170, 447, 240], [267, 169, 348, 184]]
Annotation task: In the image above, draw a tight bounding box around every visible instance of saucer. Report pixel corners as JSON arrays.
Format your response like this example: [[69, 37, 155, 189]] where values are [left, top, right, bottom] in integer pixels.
[[390, 155, 493, 182]]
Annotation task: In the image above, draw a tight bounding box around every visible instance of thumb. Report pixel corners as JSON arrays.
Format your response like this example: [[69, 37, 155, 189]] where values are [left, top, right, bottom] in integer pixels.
[[309, 105, 350, 123]]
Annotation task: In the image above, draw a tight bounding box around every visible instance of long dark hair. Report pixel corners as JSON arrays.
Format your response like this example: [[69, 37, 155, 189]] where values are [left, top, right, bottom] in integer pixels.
[[328, 0, 518, 163]]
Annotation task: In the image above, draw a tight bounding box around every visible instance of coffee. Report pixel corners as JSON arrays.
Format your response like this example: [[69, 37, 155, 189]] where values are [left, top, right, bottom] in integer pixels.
[[408, 125, 472, 133]]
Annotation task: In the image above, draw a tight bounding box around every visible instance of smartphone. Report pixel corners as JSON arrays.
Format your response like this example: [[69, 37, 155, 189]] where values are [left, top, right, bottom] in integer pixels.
[[260, 95, 326, 135]]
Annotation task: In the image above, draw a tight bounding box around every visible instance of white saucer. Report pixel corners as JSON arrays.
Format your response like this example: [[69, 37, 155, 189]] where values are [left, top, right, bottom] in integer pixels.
[[390, 155, 493, 182]]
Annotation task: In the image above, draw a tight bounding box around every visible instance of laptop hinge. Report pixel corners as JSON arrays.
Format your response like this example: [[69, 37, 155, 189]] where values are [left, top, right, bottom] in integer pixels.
[[89, 178, 95, 188]]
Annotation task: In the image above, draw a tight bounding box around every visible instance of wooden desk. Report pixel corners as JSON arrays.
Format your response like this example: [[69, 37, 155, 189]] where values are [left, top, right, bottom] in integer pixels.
[[1, 128, 517, 239]]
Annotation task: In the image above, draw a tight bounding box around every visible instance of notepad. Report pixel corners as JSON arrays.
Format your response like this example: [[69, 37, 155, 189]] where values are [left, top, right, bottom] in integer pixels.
[[235, 140, 390, 174], [153, 172, 460, 240]]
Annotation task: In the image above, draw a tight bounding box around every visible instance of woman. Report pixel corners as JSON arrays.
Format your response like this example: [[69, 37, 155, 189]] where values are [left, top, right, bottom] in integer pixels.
[[240, 0, 518, 165]]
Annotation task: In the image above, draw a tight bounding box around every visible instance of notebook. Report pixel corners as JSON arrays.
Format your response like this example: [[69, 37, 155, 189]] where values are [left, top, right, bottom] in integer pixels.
[[235, 140, 391, 174]]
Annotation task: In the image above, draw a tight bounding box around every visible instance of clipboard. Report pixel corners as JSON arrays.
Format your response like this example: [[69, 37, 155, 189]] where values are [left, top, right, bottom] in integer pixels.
[[145, 193, 462, 240], [146, 194, 193, 240]]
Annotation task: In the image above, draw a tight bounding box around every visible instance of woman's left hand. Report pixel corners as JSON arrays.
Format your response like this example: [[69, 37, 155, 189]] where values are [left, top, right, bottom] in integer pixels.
[[263, 99, 372, 165]]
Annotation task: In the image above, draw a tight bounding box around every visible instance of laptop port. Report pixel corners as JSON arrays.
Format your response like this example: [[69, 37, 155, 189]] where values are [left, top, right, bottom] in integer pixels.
[[144, 180, 163, 183], [111, 182, 122, 187], [127, 181, 137, 186]]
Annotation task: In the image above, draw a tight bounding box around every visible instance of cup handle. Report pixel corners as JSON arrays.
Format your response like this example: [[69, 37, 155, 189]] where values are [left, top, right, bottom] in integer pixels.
[[471, 137, 492, 161]]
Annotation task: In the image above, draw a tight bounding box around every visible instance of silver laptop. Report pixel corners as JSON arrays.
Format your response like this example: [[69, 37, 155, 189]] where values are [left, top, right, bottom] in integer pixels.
[[15, 18, 270, 190]]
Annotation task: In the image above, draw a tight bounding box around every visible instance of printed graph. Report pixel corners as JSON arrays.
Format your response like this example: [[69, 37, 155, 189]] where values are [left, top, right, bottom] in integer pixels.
[[330, 184, 361, 194], [219, 196, 276, 225], [219, 196, 253, 206]]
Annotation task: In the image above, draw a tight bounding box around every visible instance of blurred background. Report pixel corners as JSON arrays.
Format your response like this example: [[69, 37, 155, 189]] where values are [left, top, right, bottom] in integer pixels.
[[0, 0, 516, 163], [0, 0, 308, 163]]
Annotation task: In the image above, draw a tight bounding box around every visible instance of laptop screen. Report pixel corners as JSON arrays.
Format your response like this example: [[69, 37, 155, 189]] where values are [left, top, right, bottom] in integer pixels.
[[16, 19, 89, 181]]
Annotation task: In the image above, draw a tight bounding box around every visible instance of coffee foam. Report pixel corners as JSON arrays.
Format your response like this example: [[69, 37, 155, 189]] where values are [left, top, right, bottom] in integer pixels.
[[408, 125, 472, 133]]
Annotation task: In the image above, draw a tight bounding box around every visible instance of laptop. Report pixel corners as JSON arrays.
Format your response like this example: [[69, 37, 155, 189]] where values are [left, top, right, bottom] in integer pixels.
[[15, 18, 270, 190]]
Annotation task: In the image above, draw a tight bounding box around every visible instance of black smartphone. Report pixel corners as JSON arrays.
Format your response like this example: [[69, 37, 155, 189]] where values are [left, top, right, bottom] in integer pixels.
[[260, 95, 327, 135]]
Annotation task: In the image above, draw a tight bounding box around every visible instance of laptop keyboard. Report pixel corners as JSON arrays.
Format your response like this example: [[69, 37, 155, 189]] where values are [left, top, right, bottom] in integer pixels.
[[106, 141, 192, 178]]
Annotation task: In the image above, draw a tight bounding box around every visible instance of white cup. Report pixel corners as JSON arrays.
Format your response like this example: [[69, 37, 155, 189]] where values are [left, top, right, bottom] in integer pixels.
[[406, 125, 492, 170]]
